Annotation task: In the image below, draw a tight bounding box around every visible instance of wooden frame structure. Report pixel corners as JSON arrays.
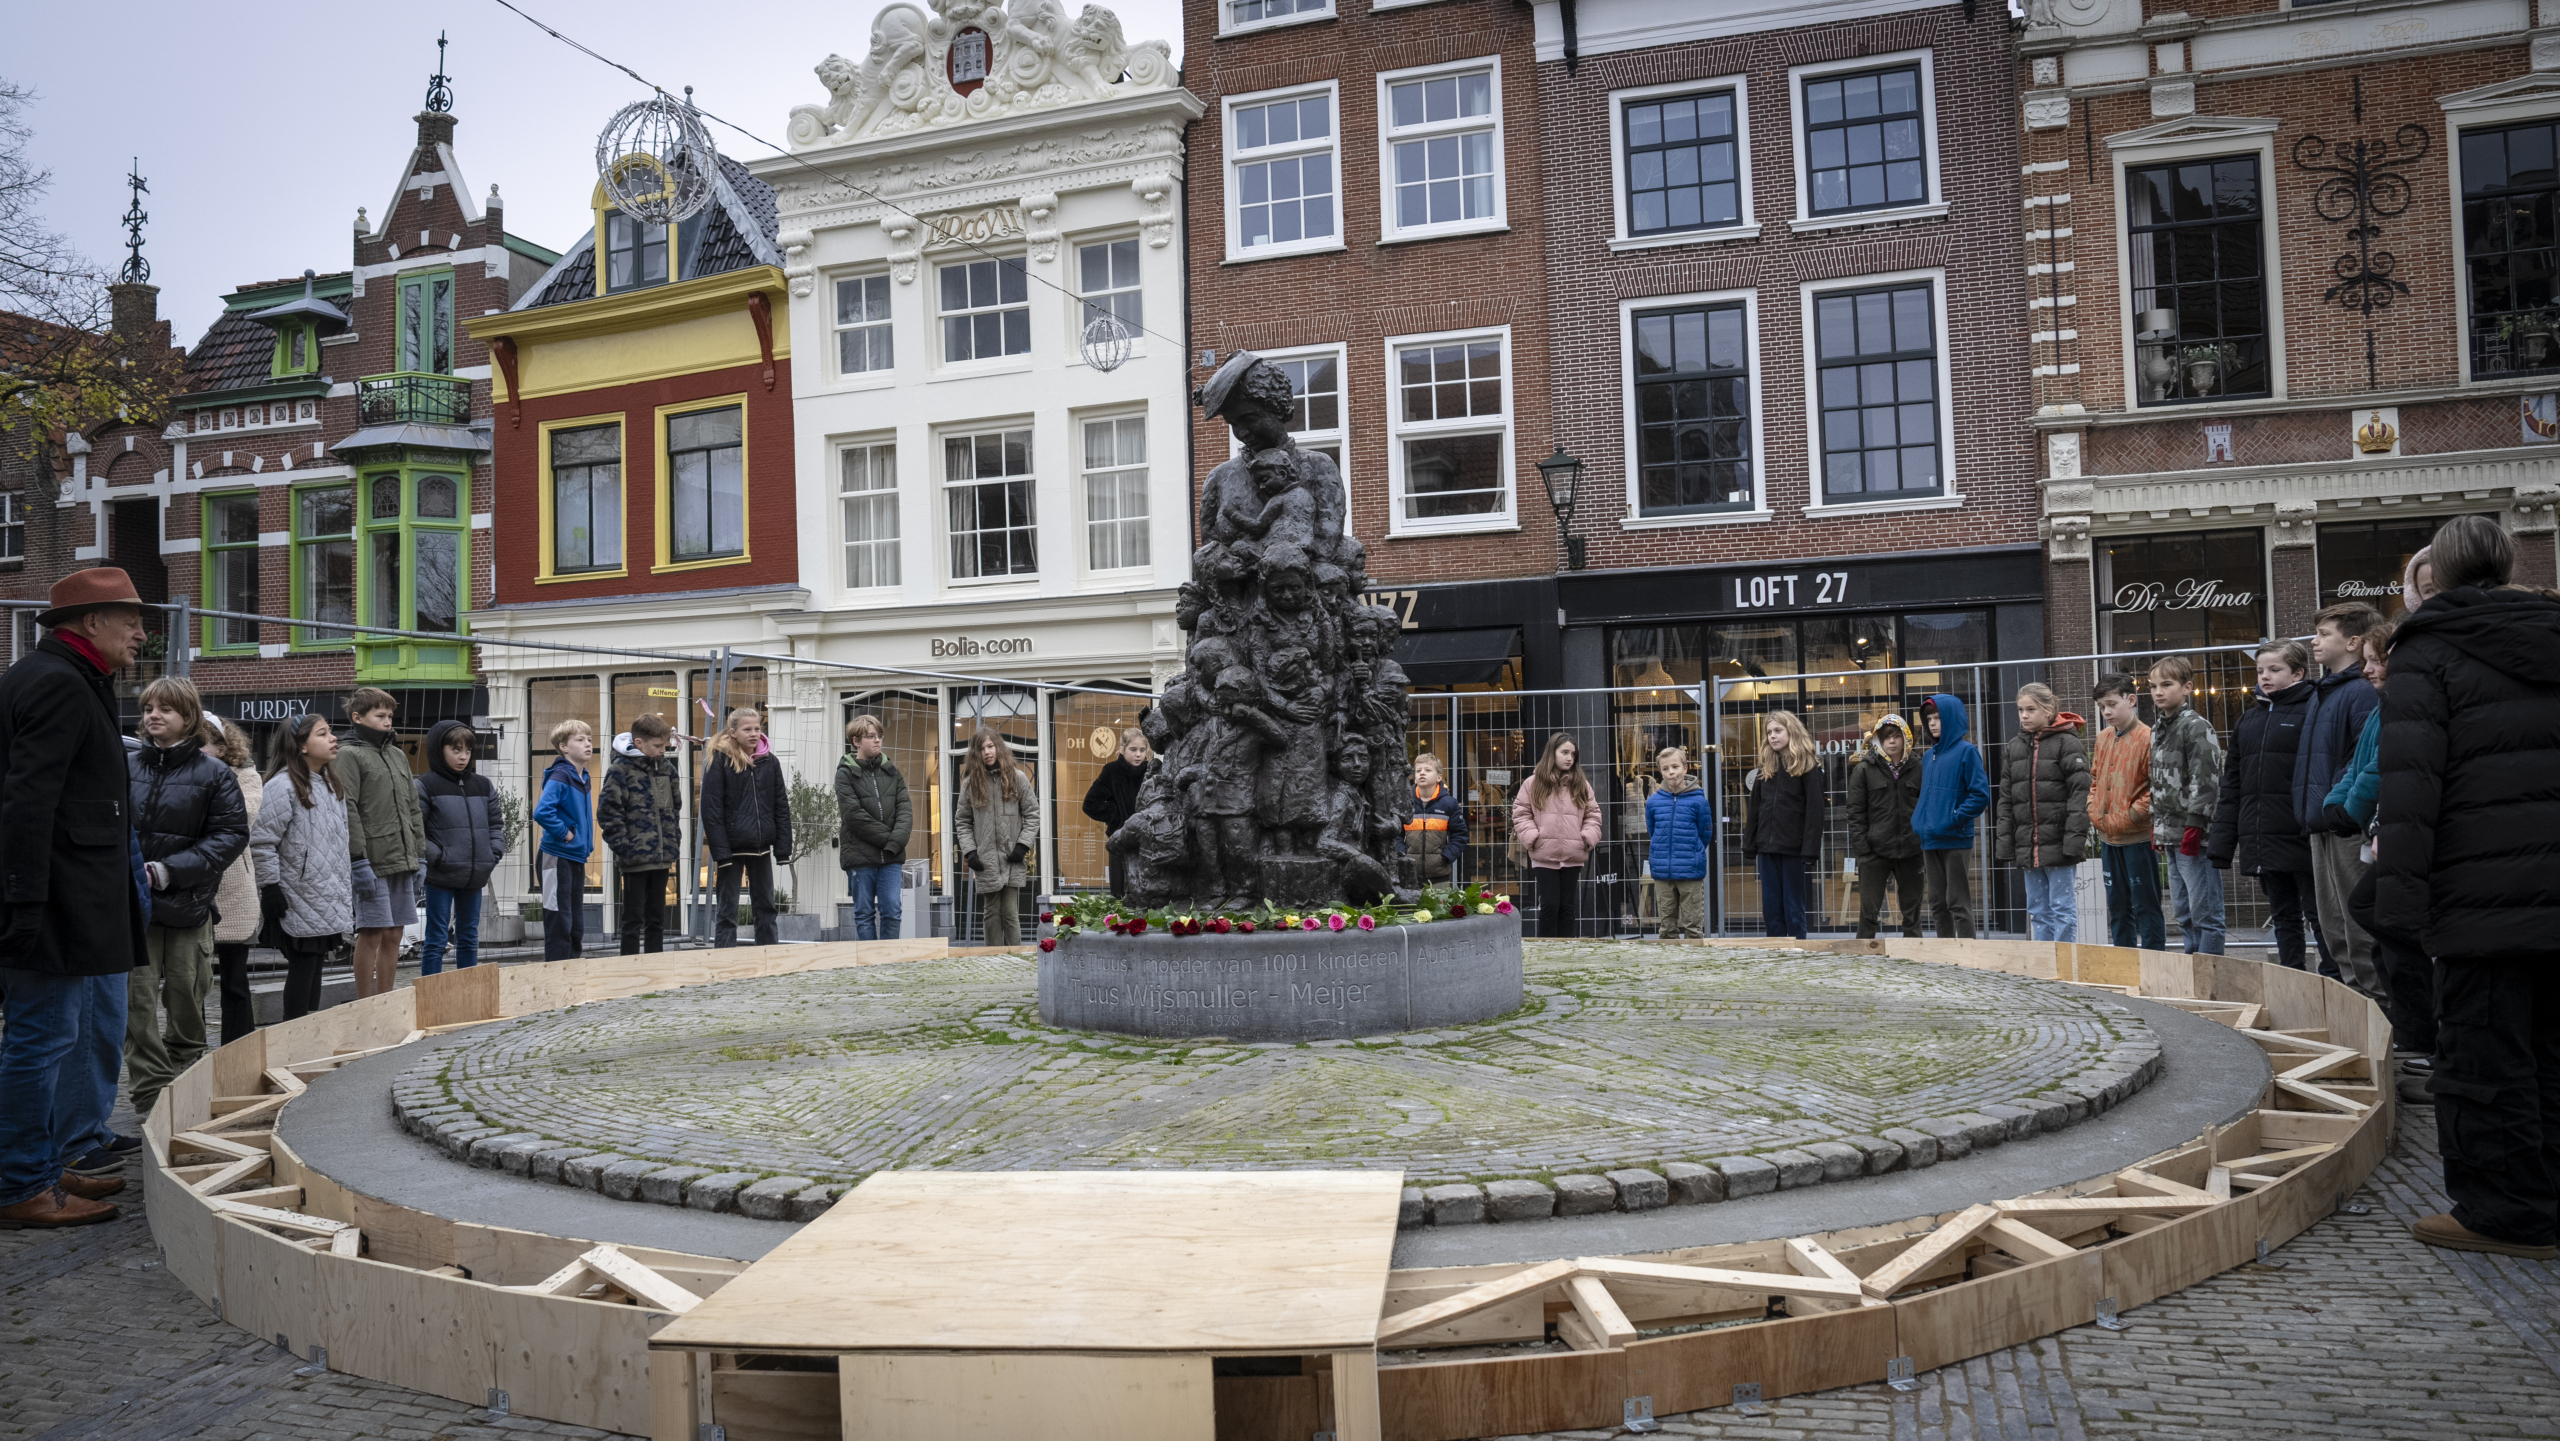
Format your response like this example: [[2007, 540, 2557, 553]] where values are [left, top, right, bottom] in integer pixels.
[[139, 936, 2391, 1440]]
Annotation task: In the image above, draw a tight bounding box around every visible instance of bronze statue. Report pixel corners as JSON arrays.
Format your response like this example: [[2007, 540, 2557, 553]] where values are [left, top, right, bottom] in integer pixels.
[[1112, 351, 1411, 910]]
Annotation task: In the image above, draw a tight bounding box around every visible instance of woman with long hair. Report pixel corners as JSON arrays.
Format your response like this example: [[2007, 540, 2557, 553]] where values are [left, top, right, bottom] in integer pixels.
[[1079, 726, 1152, 899], [1743, 710, 1826, 939], [203, 715, 264, 1045], [955, 725, 1040, 946], [249, 714, 351, 1020], [1510, 731, 1602, 939], [699, 706, 791, 949], [2375, 515, 2560, 1259]]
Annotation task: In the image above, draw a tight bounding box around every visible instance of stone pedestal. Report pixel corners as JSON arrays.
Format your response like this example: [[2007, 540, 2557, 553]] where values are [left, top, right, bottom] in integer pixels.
[[1036, 913, 1524, 1041]]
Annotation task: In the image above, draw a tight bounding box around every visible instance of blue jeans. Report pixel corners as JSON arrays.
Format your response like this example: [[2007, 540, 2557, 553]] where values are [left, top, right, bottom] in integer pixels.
[[2022, 864, 2081, 943], [0, 969, 109, 1206], [1756, 853, 1811, 939], [421, 885, 482, 975], [2167, 849, 2226, 955], [847, 864, 903, 940], [2102, 842, 2166, 950]]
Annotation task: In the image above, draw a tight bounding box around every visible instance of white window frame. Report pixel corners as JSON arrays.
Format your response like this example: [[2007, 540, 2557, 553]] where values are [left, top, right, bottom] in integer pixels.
[[1617, 288, 1770, 529], [1796, 267, 1963, 518], [1070, 233, 1146, 364], [1076, 410, 1152, 578], [2106, 120, 2286, 408], [2438, 79, 2560, 388], [1608, 75, 1757, 252], [830, 269, 897, 387], [938, 421, 1039, 588], [836, 435, 901, 594], [1375, 55, 1508, 246], [1217, 0, 1334, 39], [1229, 342, 1353, 539], [1384, 324, 1516, 537], [933, 254, 1032, 370], [1223, 81, 1345, 264], [1786, 47, 1947, 233], [0, 490, 24, 563]]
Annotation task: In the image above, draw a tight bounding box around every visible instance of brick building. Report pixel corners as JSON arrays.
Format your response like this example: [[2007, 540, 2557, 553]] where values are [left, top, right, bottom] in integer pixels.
[[1182, 0, 1558, 688], [2023, 0, 2560, 711]]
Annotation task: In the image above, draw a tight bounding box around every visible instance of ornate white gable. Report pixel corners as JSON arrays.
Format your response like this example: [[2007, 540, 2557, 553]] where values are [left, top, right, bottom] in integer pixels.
[[2102, 115, 2280, 153], [786, 0, 1176, 150]]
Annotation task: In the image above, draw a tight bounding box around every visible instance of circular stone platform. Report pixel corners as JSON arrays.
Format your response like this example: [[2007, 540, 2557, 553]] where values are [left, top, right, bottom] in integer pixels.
[[389, 944, 2163, 1221], [1037, 912, 1524, 1040]]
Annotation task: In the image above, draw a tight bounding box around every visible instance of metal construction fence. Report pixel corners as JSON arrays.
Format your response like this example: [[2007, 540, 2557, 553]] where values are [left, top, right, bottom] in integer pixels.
[[4, 598, 2292, 947]]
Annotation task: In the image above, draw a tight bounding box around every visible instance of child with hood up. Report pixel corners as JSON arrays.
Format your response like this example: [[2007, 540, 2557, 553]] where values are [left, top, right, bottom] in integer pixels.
[[1911, 693, 1992, 938], [414, 720, 505, 973]]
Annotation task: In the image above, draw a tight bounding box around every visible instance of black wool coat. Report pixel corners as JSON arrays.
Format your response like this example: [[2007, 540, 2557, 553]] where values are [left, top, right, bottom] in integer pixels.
[[129, 735, 249, 931], [701, 751, 791, 864], [1080, 757, 1150, 835], [2209, 682, 2313, 876], [0, 637, 149, 975], [1744, 765, 1826, 859], [2373, 585, 2560, 960]]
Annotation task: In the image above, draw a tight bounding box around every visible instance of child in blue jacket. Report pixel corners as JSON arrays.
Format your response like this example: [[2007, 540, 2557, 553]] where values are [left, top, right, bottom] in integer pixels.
[[1912, 693, 1992, 938], [533, 719, 596, 962], [1645, 745, 1714, 939]]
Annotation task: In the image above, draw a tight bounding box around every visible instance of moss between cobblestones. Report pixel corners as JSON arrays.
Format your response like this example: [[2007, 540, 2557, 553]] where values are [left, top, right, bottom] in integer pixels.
[[394, 943, 2159, 1221]]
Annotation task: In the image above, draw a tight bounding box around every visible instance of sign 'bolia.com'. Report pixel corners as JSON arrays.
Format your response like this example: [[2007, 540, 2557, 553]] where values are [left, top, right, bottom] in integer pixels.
[[929, 635, 1034, 658]]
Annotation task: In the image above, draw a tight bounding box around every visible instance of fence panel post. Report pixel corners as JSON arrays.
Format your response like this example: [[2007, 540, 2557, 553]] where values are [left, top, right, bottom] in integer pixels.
[[168, 597, 190, 678]]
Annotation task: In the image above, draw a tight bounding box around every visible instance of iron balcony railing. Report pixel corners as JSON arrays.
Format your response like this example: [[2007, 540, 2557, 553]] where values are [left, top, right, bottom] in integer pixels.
[[357, 370, 471, 427]]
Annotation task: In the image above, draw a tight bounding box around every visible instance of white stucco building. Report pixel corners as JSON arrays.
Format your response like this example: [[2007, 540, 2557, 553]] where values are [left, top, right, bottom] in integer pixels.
[[749, 0, 1204, 914]]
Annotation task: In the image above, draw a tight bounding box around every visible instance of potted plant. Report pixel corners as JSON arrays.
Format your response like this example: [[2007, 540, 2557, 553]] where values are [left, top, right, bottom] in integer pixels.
[[2183, 341, 2239, 397], [774, 776, 840, 943], [481, 791, 531, 943], [2504, 313, 2556, 367]]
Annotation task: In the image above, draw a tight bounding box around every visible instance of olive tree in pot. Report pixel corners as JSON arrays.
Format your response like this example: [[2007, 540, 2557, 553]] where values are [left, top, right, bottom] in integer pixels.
[[484, 788, 531, 943], [771, 774, 840, 942]]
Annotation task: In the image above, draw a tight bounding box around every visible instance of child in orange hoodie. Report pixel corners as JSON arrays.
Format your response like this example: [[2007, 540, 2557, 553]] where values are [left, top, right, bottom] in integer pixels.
[[2087, 673, 2163, 950]]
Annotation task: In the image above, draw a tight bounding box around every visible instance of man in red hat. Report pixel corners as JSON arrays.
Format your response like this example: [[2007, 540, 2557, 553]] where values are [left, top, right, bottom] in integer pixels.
[[0, 567, 152, 1228]]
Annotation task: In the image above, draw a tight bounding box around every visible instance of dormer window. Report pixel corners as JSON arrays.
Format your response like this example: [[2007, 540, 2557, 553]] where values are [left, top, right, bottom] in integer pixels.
[[605, 211, 668, 292], [289, 327, 308, 370]]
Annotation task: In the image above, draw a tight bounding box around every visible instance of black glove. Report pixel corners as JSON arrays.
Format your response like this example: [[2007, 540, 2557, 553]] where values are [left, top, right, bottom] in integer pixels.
[[966, 851, 984, 873], [260, 884, 290, 923], [2321, 803, 2361, 837], [1007, 842, 1028, 864], [883, 845, 905, 864]]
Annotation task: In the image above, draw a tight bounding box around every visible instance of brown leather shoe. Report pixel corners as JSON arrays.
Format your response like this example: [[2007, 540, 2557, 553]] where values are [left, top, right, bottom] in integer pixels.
[[58, 1170, 125, 1201], [2412, 1213, 2558, 1260], [0, 1186, 118, 1229]]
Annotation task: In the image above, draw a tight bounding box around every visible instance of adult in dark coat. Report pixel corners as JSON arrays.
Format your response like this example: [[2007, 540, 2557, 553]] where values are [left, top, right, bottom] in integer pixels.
[[1079, 729, 1153, 898], [2208, 645, 2320, 972], [2372, 516, 2560, 1259], [0, 570, 152, 1229]]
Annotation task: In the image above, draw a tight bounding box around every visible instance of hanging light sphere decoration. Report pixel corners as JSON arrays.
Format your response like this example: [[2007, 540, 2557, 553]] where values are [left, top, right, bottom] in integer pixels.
[[595, 92, 718, 226], [1081, 313, 1134, 373]]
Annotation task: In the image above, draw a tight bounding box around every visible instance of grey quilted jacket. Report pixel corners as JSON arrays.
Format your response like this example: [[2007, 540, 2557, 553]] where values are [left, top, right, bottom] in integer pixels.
[[250, 771, 354, 939]]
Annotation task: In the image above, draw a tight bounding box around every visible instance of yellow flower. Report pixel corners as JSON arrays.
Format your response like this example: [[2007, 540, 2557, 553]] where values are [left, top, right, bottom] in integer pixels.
[[1283, 914, 1301, 928], [1410, 912, 1432, 926], [1476, 902, 1495, 914]]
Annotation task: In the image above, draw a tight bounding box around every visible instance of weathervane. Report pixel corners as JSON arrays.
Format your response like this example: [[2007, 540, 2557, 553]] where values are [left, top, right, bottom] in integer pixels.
[[425, 30, 454, 113], [117, 160, 149, 285]]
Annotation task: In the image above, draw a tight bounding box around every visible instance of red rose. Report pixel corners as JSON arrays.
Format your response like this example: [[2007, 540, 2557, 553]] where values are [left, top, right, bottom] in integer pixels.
[[1040, 910, 1055, 923], [1130, 919, 1148, 935], [1212, 917, 1232, 934], [1038, 937, 1057, 952], [1240, 921, 1257, 934], [1449, 904, 1466, 918]]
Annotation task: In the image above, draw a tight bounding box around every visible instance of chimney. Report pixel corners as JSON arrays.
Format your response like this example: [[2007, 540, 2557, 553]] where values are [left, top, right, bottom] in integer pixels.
[[108, 282, 160, 339], [417, 110, 457, 154]]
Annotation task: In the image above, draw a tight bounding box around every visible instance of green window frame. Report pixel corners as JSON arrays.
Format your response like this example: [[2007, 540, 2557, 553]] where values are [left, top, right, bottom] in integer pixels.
[[270, 322, 318, 378], [360, 468, 468, 635], [290, 482, 354, 649], [200, 491, 262, 651], [398, 270, 455, 375]]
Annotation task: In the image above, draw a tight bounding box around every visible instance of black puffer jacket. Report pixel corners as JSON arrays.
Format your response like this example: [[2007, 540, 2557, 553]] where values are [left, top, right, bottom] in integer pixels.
[[1743, 764, 1826, 858], [415, 719, 506, 891], [700, 748, 791, 864], [129, 734, 250, 931], [2208, 682, 2313, 875], [1994, 714, 2093, 870], [2373, 585, 2560, 959], [1845, 731, 1924, 862]]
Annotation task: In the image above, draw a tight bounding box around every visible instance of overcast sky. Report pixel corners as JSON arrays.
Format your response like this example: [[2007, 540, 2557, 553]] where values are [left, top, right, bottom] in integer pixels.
[[12, 0, 1189, 349]]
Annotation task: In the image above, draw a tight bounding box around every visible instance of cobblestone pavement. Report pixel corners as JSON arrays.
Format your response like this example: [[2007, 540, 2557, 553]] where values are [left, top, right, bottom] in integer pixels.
[[403, 943, 2153, 1195], [8, 1095, 2553, 1439]]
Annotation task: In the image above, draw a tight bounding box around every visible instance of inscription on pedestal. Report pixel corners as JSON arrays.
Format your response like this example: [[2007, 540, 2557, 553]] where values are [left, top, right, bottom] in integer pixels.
[[1037, 914, 1523, 1040]]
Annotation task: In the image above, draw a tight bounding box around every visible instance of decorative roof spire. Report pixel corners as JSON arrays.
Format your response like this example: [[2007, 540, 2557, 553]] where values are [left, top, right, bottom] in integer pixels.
[[116, 159, 149, 285], [425, 30, 454, 114]]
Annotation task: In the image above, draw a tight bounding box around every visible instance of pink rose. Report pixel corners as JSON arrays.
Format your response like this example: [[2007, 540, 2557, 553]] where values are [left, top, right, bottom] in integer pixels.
[[1495, 899, 1515, 915], [1327, 914, 1346, 932], [1357, 914, 1377, 932], [1301, 916, 1318, 931]]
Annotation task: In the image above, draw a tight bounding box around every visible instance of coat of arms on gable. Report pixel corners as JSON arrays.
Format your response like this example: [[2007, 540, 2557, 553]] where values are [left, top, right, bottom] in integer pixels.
[[787, 0, 1175, 149]]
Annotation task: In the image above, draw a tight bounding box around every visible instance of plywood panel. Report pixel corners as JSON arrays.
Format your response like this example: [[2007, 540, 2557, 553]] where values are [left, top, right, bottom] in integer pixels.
[[2257, 965, 2328, 1033], [165, 1054, 214, 1134], [652, 1349, 702, 1441], [219, 1214, 319, 1354], [414, 965, 501, 1029], [2138, 950, 2198, 1000], [351, 1191, 456, 1270], [838, 1352, 1214, 1441], [2196, 953, 2265, 1006], [2100, 1188, 2268, 1311], [2323, 981, 2377, 1062], [273, 1135, 358, 1224], [2068, 945, 2144, 989], [209, 1030, 269, 1100], [1625, 1304, 1894, 1417], [498, 961, 578, 1017], [487, 1283, 661, 1437], [313, 1253, 494, 1406], [1380, 1347, 1626, 1441], [147, 1150, 223, 1310], [656, 1172, 1403, 1355], [1893, 1251, 2100, 1373]]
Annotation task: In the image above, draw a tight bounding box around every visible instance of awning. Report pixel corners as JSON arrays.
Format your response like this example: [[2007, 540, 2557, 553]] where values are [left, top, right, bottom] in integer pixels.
[[1393, 627, 1520, 687]]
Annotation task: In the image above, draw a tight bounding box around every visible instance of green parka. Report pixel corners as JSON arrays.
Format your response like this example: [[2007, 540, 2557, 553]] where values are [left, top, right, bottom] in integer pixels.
[[835, 751, 913, 868], [330, 723, 424, 877]]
